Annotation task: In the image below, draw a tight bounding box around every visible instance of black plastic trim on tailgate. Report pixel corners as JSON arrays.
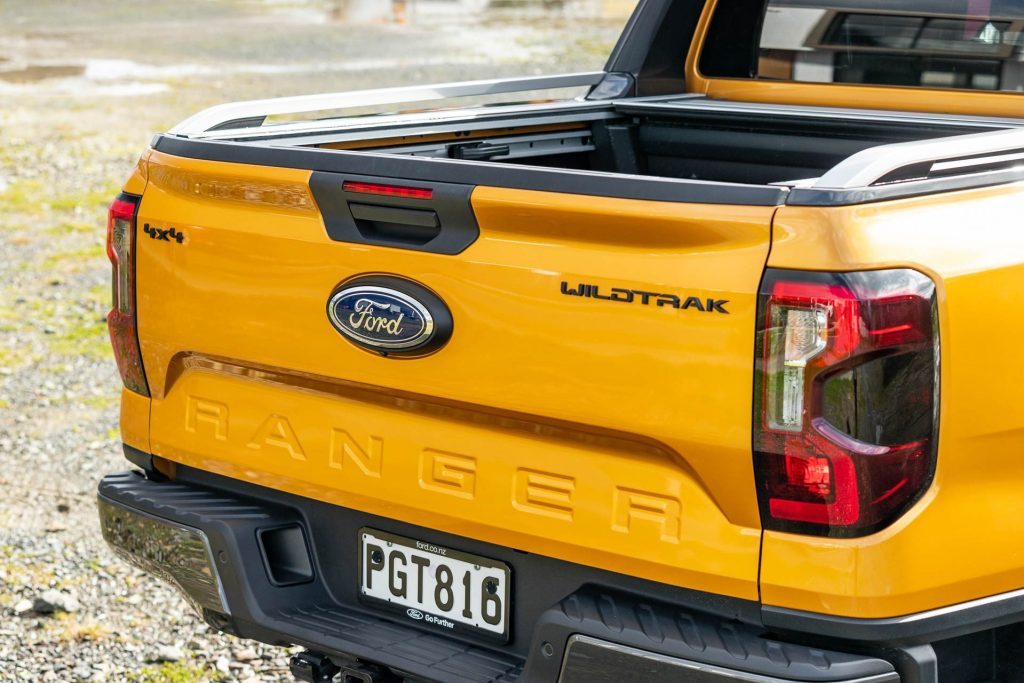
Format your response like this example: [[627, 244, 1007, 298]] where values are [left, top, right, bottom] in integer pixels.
[[151, 134, 789, 206], [309, 172, 479, 254]]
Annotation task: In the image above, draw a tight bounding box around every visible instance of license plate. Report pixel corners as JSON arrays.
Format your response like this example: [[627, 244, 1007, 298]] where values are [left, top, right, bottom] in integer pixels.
[[358, 528, 511, 641]]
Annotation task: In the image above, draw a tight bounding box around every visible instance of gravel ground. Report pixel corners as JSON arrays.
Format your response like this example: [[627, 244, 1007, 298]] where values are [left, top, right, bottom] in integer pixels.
[[0, 2, 631, 681]]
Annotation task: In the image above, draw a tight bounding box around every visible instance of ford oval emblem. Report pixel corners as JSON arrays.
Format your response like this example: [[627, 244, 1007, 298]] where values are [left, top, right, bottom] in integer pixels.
[[327, 276, 452, 357], [406, 608, 424, 620]]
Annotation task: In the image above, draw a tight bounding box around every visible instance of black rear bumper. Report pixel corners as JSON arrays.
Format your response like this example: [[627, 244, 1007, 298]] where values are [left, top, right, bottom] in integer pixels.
[[98, 466, 902, 683]]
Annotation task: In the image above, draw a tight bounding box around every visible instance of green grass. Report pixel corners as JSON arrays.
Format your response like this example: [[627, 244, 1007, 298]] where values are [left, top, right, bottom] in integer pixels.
[[51, 316, 110, 360], [44, 220, 102, 236], [40, 243, 106, 270], [81, 393, 119, 409], [49, 185, 121, 213], [126, 663, 220, 683], [0, 546, 57, 589], [0, 345, 33, 370], [0, 180, 121, 218], [0, 179, 47, 216], [36, 283, 112, 360], [2, 292, 110, 362], [56, 617, 111, 644]]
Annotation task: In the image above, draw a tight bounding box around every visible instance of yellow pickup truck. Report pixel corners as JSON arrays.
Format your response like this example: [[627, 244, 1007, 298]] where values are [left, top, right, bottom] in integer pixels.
[[97, 1, 1024, 681]]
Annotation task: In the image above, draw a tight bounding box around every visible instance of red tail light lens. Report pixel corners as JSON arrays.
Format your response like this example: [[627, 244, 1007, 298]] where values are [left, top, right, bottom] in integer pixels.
[[342, 181, 433, 200], [106, 193, 149, 397], [754, 269, 938, 536]]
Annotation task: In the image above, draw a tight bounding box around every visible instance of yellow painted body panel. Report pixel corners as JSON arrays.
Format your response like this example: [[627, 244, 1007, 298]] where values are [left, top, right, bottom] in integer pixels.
[[122, 154, 149, 196], [763, 183, 1024, 617], [119, 387, 150, 453], [686, 0, 1024, 118], [134, 152, 776, 600], [154, 362, 758, 597]]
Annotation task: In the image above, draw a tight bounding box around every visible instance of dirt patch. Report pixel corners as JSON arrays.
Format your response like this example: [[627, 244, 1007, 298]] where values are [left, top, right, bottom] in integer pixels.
[[0, 64, 84, 82]]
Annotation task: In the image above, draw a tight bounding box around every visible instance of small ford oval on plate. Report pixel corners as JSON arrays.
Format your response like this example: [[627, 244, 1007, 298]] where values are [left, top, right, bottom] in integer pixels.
[[327, 276, 452, 357]]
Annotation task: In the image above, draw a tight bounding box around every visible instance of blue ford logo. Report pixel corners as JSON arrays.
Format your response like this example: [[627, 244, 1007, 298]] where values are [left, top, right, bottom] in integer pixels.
[[328, 276, 452, 357]]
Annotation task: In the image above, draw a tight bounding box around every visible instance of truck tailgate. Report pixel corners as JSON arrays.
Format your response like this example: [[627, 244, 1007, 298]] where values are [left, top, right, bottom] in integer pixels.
[[137, 149, 774, 601]]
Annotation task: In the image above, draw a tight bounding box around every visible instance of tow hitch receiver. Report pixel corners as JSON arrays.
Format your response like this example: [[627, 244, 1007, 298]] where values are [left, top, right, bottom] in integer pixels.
[[289, 652, 339, 683], [289, 651, 391, 683], [337, 662, 389, 683]]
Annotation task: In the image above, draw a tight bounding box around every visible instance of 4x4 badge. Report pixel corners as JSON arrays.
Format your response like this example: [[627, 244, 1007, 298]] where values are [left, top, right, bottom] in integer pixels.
[[143, 223, 185, 244]]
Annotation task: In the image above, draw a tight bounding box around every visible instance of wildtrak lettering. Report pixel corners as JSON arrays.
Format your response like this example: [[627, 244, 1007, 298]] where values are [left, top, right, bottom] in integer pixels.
[[560, 281, 729, 314]]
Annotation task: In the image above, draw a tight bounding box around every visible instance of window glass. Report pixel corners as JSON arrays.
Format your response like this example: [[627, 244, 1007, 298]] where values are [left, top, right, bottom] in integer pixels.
[[757, 0, 1024, 92]]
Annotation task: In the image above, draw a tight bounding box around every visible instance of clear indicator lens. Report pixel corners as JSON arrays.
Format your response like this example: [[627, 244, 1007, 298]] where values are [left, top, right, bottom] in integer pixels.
[[766, 305, 828, 432], [783, 307, 828, 367], [112, 217, 131, 313]]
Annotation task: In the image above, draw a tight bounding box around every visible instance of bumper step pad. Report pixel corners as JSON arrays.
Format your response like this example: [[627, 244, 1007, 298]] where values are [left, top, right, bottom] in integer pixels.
[[525, 590, 897, 682], [273, 605, 522, 681]]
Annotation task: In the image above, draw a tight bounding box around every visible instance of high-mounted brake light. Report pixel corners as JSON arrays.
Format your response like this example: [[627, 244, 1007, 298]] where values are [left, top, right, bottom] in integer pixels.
[[342, 180, 433, 200], [754, 269, 938, 536], [106, 193, 149, 397]]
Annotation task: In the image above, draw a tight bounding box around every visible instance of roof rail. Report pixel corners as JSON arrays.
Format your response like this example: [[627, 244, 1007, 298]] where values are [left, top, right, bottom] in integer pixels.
[[169, 71, 607, 138]]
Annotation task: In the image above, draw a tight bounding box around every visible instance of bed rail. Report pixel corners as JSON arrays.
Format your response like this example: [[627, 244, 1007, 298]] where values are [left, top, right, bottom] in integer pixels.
[[169, 71, 607, 138], [813, 128, 1024, 190], [789, 128, 1024, 206]]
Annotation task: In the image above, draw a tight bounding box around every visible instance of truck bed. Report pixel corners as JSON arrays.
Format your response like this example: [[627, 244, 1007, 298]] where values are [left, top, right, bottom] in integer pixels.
[[161, 72, 1024, 208]]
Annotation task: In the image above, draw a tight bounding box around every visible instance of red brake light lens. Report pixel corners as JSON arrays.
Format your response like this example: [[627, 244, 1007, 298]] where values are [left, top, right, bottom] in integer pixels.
[[754, 269, 938, 536], [106, 193, 149, 397], [342, 181, 433, 200]]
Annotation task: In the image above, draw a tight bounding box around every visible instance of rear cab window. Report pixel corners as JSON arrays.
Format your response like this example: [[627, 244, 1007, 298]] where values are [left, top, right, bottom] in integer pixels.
[[702, 0, 1024, 93]]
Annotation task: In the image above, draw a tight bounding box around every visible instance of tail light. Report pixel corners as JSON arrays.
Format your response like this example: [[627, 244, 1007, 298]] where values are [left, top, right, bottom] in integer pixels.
[[106, 193, 149, 397], [754, 269, 938, 537], [342, 180, 433, 200]]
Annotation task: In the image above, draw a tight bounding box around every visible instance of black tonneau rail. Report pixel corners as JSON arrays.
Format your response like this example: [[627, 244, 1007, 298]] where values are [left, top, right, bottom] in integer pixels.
[[151, 134, 790, 207]]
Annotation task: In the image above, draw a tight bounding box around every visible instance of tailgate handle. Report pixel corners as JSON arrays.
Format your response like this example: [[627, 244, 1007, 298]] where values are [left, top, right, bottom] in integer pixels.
[[309, 172, 479, 255], [349, 203, 440, 228], [348, 203, 442, 246]]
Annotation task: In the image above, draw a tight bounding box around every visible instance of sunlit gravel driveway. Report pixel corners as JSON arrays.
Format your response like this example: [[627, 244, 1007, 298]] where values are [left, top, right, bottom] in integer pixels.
[[0, 2, 628, 680]]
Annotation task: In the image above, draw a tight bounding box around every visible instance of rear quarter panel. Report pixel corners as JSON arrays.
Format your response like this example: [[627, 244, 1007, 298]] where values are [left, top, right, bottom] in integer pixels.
[[763, 182, 1024, 617]]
